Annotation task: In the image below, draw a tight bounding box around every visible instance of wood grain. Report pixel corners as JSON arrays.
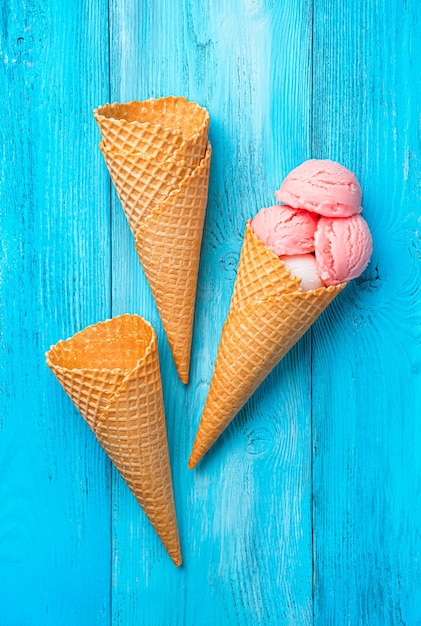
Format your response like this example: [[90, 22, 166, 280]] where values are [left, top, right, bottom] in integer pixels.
[[312, 0, 421, 623], [1, 0, 420, 623], [108, 0, 313, 624], [0, 1, 112, 623]]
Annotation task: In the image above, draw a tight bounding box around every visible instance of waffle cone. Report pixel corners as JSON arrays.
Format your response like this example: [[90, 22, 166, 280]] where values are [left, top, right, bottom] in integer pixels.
[[135, 144, 212, 384], [94, 96, 210, 168], [94, 97, 211, 383], [46, 314, 182, 566], [100, 141, 192, 229], [171, 123, 209, 169], [188, 222, 346, 468]]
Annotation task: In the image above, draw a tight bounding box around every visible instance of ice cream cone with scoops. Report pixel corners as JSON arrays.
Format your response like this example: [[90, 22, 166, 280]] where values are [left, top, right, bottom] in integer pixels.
[[189, 159, 373, 469]]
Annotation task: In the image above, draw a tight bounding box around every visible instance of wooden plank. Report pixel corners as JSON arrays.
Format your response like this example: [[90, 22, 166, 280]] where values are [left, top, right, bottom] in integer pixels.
[[108, 0, 314, 623], [312, 0, 421, 622], [0, 1, 112, 623]]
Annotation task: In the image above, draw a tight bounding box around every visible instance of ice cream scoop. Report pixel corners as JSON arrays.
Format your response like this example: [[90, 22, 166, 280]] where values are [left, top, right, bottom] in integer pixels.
[[279, 254, 324, 291], [314, 214, 373, 286], [251, 205, 319, 256], [275, 159, 362, 217]]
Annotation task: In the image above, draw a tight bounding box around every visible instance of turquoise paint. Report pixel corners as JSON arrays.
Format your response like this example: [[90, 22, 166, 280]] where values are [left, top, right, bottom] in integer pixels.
[[0, 0, 112, 623], [1, 0, 420, 624], [311, 1, 421, 623]]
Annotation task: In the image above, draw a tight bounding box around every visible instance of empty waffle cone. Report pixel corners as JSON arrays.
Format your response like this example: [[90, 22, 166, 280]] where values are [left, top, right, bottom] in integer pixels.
[[99, 137, 211, 383], [46, 314, 182, 566], [188, 222, 346, 469], [135, 143, 212, 384], [94, 96, 210, 168], [94, 97, 211, 383]]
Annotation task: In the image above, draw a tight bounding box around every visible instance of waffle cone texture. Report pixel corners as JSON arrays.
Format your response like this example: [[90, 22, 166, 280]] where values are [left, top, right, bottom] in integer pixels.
[[188, 222, 346, 469], [94, 97, 211, 384], [46, 314, 182, 566]]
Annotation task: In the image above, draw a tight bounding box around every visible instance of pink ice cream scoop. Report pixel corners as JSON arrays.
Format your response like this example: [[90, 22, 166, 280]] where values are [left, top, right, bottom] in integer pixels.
[[251, 205, 319, 256], [275, 159, 362, 217], [314, 214, 373, 286], [279, 254, 324, 291]]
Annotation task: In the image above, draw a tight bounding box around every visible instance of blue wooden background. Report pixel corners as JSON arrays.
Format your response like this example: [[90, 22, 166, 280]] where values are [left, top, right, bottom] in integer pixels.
[[1, 0, 420, 624]]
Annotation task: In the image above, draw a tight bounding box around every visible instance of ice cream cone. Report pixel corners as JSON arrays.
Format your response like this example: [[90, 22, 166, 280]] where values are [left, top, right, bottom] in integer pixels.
[[46, 314, 182, 566], [188, 222, 346, 469]]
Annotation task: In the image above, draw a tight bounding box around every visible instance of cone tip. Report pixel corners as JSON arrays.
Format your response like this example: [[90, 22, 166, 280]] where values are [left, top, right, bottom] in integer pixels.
[[174, 359, 189, 384], [187, 449, 200, 469]]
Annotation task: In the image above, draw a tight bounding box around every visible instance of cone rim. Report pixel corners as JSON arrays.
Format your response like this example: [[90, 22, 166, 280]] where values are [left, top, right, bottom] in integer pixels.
[[45, 314, 157, 377], [244, 220, 347, 297], [93, 96, 210, 142], [232, 279, 347, 307]]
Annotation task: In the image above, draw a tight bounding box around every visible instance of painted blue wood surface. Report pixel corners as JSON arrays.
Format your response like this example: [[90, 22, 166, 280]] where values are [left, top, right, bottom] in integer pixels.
[[1, 1, 420, 625], [311, 2, 421, 623], [0, 1, 112, 623]]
